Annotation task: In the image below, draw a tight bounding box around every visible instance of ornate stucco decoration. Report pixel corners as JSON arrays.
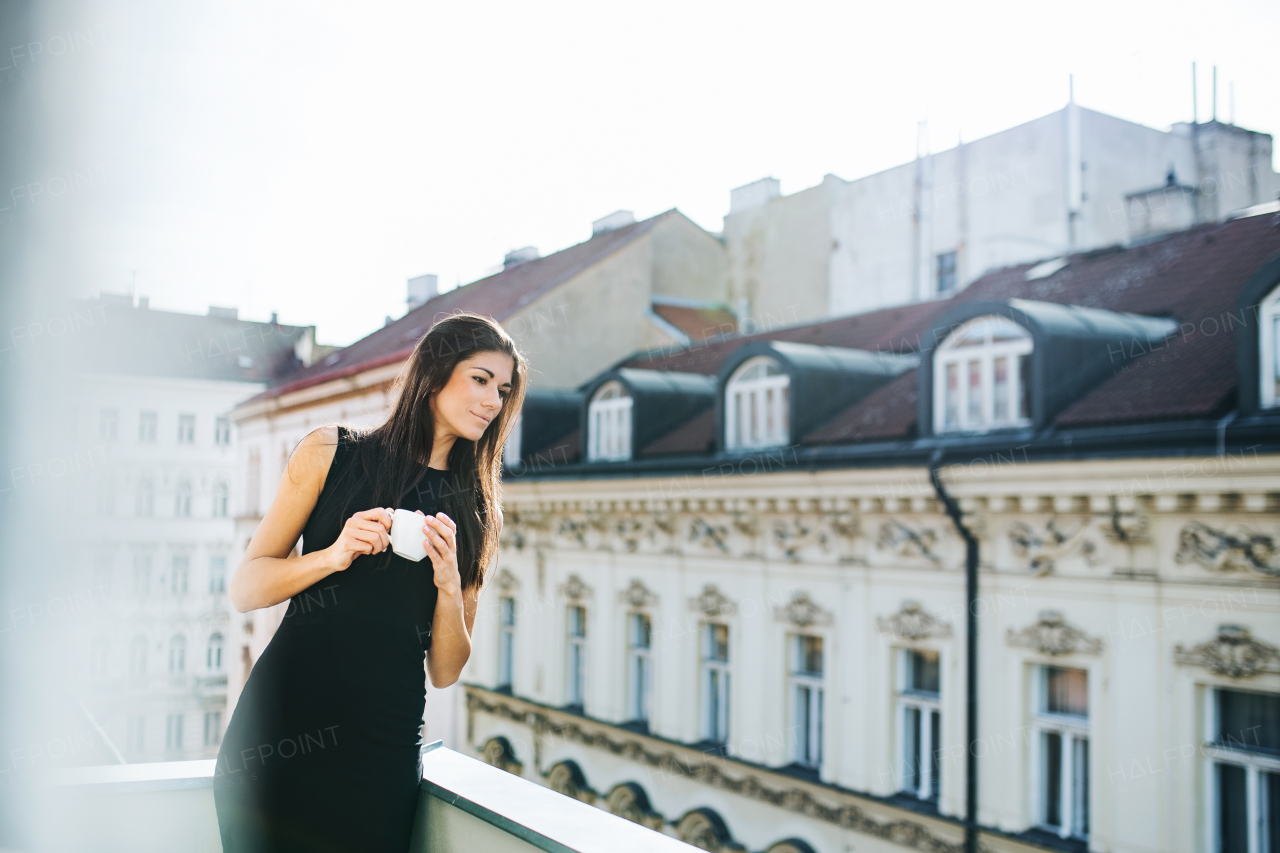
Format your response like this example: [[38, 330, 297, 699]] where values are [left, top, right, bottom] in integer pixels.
[[479, 736, 523, 775], [675, 809, 746, 853], [772, 517, 826, 562], [605, 783, 664, 832], [688, 584, 736, 619], [1007, 610, 1103, 656], [875, 520, 940, 564], [773, 590, 834, 628], [499, 508, 550, 551], [613, 515, 650, 553], [466, 687, 966, 853], [544, 760, 597, 804], [1174, 522, 1279, 577], [556, 516, 591, 549], [1007, 518, 1099, 576], [1101, 509, 1150, 545], [558, 574, 594, 602], [877, 600, 953, 643], [496, 568, 520, 593], [689, 516, 732, 554], [1174, 624, 1280, 678], [618, 578, 658, 609]]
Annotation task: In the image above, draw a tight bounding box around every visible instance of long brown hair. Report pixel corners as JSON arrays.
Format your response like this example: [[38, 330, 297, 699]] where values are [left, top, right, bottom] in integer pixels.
[[329, 313, 526, 591]]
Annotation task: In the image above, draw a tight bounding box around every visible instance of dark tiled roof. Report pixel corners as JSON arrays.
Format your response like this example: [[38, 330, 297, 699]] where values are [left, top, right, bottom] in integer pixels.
[[626, 211, 1280, 448], [69, 298, 313, 384], [252, 211, 677, 402], [652, 303, 739, 341]]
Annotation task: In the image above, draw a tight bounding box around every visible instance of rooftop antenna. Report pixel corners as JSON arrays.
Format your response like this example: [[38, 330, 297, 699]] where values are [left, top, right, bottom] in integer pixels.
[[1212, 65, 1217, 122], [1069, 73, 1074, 104], [1230, 81, 1235, 125], [1191, 62, 1198, 124]]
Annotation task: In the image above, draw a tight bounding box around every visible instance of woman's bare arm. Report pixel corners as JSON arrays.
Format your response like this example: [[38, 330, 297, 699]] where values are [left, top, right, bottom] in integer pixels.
[[228, 425, 392, 613]]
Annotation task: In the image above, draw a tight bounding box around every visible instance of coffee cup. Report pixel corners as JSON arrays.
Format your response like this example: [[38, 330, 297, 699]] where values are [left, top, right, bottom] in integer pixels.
[[388, 508, 428, 562]]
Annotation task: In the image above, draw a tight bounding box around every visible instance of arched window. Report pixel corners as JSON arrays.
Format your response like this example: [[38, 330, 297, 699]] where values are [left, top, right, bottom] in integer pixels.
[[211, 482, 229, 518], [587, 381, 632, 461], [725, 356, 789, 450], [135, 479, 154, 517], [207, 633, 223, 671], [89, 637, 109, 677], [128, 635, 148, 674], [168, 635, 186, 674], [934, 315, 1033, 433], [1261, 285, 1280, 409]]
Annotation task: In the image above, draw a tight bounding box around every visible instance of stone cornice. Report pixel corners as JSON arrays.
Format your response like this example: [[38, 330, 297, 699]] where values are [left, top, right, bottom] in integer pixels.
[[464, 685, 968, 853]]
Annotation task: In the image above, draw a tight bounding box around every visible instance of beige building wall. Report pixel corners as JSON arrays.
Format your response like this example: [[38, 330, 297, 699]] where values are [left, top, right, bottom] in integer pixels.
[[462, 454, 1280, 852]]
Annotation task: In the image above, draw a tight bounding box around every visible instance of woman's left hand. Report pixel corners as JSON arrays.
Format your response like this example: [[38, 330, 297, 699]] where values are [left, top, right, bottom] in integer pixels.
[[417, 510, 461, 599]]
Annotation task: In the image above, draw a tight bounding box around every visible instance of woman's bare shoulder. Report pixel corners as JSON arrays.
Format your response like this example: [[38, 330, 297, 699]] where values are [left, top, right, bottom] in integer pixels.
[[285, 425, 343, 489]]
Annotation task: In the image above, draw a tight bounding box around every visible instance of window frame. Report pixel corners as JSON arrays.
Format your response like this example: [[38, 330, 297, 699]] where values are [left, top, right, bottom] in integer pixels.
[[1031, 664, 1090, 841], [936, 250, 959, 296], [790, 633, 825, 769], [565, 604, 587, 709], [701, 621, 731, 744], [724, 355, 790, 451], [627, 611, 653, 725], [138, 411, 157, 443], [177, 413, 195, 444], [1261, 286, 1280, 409], [1202, 685, 1280, 853], [587, 380, 633, 462], [933, 315, 1034, 434], [497, 596, 516, 690], [896, 647, 942, 801]]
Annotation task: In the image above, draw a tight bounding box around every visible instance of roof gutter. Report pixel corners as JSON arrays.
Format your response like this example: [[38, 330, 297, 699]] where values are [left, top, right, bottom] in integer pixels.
[[928, 449, 979, 853]]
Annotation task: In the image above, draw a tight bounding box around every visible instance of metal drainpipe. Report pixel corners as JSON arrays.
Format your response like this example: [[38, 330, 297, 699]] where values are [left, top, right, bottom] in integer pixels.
[[929, 449, 979, 853]]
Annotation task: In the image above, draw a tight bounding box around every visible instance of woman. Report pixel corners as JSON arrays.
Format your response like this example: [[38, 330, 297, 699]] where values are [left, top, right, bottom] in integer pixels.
[[214, 313, 526, 853]]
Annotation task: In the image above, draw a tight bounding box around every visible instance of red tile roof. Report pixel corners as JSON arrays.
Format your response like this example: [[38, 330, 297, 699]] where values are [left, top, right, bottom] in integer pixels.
[[651, 303, 739, 342], [249, 211, 678, 402]]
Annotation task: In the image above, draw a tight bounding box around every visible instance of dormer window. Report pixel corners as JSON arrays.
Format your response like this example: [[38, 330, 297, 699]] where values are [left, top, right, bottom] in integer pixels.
[[1261, 285, 1280, 409], [587, 381, 631, 461], [725, 356, 789, 450], [934, 315, 1032, 433]]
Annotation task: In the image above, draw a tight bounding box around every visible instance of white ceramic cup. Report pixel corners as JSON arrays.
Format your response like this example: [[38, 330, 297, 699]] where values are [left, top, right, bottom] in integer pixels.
[[388, 508, 428, 562]]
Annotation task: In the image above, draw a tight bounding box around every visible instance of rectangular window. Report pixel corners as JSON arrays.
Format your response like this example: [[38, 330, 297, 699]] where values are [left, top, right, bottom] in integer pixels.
[[936, 250, 958, 295], [993, 356, 1009, 421], [702, 623, 730, 743], [171, 556, 189, 596], [565, 605, 586, 708], [95, 475, 114, 516], [1035, 665, 1089, 839], [138, 412, 157, 443], [204, 711, 222, 746], [92, 555, 113, 597], [628, 612, 653, 724], [208, 556, 226, 594], [898, 649, 941, 800], [214, 416, 231, 446], [498, 597, 516, 689], [126, 716, 145, 752], [99, 408, 118, 441], [1207, 688, 1280, 853], [135, 481, 154, 517], [966, 359, 982, 424], [791, 635, 824, 768], [165, 714, 184, 750], [177, 414, 195, 444], [132, 555, 151, 598], [944, 363, 959, 429]]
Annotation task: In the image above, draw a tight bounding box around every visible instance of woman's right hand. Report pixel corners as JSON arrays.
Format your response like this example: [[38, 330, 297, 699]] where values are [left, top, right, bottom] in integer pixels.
[[323, 508, 393, 572]]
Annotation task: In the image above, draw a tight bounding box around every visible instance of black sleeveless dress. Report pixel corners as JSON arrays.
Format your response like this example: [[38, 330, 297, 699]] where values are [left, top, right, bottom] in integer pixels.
[[214, 426, 450, 853]]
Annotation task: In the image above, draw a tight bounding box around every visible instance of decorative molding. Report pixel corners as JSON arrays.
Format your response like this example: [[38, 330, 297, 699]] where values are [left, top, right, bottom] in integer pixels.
[[613, 516, 650, 553], [1006, 610, 1103, 656], [688, 584, 736, 619], [496, 568, 520, 593], [675, 809, 745, 853], [1007, 518, 1098, 576], [1100, 510, 1150, 546], [877, 601, 953, 643], [556, 516, 591, 549], [605, 783, 665, 832], [1174, 522, 1280, 577], [772, 517, 826, 562], [479, 736, 523, 775], [558, 573, 594, 602], [1174, 624, 1280, 678], [544, 760, 598, 804], [773, 590, 834, 628], [875, 520, 941, 564], [466, 687, 966, 853], [618, 578, 659, 609], [690, 516, 732, 554]]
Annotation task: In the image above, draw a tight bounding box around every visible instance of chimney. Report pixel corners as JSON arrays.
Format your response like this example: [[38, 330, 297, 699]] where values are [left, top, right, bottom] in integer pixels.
[[137, 296, 149, 309], [269, 311, 278, 324], [503, 247, 539, 269], [591, 210, 635, 236], [729, 177, 781, 214], [208, 305, 238, 320], [407, 274, 438, 311]]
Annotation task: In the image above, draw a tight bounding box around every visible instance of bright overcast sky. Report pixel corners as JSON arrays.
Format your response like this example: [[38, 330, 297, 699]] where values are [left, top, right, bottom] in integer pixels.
[[44, 0, 1280, 345]]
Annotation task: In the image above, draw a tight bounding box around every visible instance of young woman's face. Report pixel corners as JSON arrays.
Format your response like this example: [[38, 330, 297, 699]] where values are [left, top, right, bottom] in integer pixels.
[[430, 350, 516, 443]]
